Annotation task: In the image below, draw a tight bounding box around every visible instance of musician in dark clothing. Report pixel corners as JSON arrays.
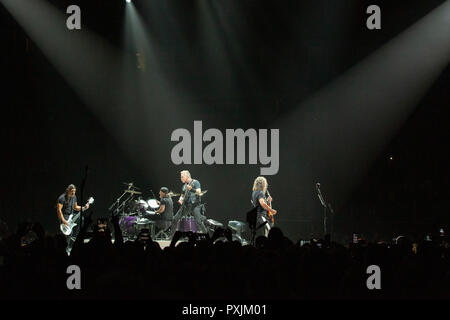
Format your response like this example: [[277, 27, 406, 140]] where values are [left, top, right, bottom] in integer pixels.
[[155, 187, 174, 220], [56, 184, 89, 254], [170, 170, 208, 236], [251, 176, 277, 237], [152, 187, 174, 234]]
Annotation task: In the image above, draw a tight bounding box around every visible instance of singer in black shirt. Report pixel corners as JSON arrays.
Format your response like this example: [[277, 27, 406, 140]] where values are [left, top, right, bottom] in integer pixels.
[[170, 170, 208, 236]]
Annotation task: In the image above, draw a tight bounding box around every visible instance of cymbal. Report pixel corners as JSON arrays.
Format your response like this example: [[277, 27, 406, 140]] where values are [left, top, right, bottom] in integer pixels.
[[123, 182, 140, 190], [167, 192, 181, 197], [124, 189, 142, 195]]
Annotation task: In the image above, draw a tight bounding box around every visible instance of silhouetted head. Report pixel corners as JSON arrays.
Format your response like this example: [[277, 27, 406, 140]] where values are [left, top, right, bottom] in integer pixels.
[[255, 235, 268, 248], [268, 227, 283, 242]]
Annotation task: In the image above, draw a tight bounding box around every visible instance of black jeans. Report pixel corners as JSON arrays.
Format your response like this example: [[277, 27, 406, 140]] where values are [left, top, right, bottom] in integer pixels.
[[171, 204, 207, 235], [60, 215, 80, 252], [67, 225, 80, 251]]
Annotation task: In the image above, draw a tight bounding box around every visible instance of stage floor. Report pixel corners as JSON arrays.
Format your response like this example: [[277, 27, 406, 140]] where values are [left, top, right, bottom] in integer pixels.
[[83, 238, 180, 249]]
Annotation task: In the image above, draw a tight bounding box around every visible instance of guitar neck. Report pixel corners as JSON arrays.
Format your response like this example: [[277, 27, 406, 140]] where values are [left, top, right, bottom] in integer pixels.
[[81, 197, 94, 211], [266, 191, 274, 222], [266, 191, 272, 208]]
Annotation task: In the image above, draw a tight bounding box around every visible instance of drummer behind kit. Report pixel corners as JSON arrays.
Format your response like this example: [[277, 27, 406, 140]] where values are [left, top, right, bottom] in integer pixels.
[[110, 180, 214, 240], [110, 182, 170, 240]]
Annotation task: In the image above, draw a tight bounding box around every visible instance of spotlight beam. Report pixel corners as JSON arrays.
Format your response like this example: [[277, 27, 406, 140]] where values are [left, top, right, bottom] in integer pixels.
[[0, 0, 123, 129], [1, 0, 191, 181], [122, 1, 201, 182], [273, 0, 450, 218]]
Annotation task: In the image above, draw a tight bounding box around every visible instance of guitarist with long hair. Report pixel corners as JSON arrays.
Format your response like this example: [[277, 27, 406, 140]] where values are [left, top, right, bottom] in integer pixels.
[[56, 184, 90, 254], [251, 176, 277, 237]]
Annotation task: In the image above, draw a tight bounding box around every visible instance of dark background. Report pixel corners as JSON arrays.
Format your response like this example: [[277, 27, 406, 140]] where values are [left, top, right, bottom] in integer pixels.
[[1, 0, 449, 242]]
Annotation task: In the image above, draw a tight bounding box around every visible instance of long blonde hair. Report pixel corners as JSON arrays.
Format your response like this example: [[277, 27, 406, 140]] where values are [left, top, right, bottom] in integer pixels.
[[252, 176, 268, 193]]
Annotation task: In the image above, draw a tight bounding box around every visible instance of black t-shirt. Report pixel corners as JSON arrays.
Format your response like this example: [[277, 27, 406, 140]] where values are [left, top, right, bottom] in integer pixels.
[[57, 193, 77, 219], [252, 190, 268, 217], [182, 179, 201, 206], [159, 197, 173, 220]]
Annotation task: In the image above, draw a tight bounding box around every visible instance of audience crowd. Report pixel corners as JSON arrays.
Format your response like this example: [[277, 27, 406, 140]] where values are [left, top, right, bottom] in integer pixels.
[[0, 216, 449, 300]]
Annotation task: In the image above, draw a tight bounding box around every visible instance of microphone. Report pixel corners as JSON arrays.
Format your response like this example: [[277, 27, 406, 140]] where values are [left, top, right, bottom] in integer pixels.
[[316, 182, 326, 207]]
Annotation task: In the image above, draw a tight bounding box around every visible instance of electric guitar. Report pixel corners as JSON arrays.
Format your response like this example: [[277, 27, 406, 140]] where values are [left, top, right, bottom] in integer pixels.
[[60, 197, 94, 236], [180, 180, 199, 208]]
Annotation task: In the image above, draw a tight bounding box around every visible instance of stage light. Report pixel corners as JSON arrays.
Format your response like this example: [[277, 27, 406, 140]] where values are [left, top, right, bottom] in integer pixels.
[[126, 0, 131, 3]]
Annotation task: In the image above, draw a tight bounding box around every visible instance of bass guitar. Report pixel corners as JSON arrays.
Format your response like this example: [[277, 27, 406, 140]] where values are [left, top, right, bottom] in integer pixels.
[[60, 197, 94, 236]]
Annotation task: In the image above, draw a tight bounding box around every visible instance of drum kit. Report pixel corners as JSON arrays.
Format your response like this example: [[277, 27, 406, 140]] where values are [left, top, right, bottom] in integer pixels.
[[108, 182, 168, 240], [109, 182, 213, 240]]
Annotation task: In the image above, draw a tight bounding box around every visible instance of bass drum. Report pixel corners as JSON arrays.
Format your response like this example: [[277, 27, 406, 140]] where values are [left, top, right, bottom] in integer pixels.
[[119, 215, 137, 239], [177, 216, 198, 233]]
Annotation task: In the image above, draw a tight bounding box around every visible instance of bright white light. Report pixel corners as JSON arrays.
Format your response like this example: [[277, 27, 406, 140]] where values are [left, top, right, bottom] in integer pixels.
[[126, 0, 131, 3]]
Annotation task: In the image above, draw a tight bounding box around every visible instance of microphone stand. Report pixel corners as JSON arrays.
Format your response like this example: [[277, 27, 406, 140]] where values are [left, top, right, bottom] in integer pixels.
[[79, 166, 89, 238], [119, 193, 135, 215], [316, 183, 327, 236], [109, 190, 130, 217], [327, 202, 334, 242]]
